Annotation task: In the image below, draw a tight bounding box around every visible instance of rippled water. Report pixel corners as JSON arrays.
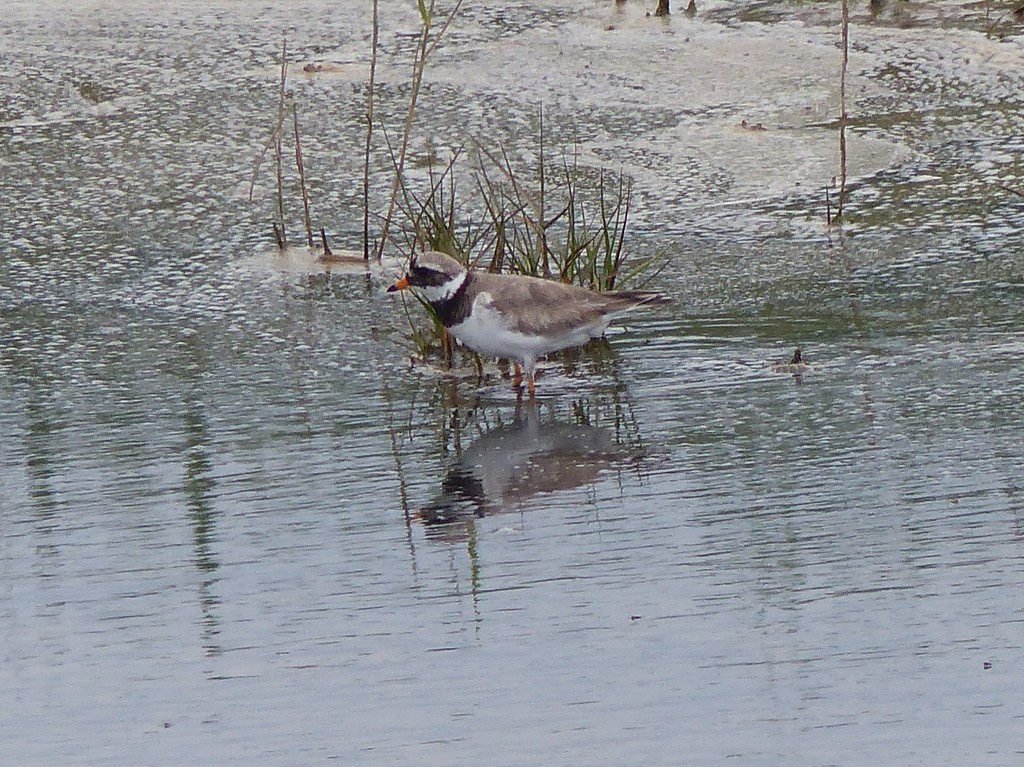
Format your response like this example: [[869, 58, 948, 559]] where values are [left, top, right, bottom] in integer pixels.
[[2, 1, 1024, 765]]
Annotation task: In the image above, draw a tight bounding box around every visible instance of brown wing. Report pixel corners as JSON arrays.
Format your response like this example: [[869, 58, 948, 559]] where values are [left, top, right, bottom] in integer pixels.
[[472, 273, 643, 337]]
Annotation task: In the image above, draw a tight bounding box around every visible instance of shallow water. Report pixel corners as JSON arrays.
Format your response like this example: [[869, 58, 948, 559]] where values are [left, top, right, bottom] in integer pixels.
[[2, 1, 1024, 765]]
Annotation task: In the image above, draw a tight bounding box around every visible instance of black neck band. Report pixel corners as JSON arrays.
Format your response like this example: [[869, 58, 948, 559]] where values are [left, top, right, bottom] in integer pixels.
[[431, 274, 473, 327]]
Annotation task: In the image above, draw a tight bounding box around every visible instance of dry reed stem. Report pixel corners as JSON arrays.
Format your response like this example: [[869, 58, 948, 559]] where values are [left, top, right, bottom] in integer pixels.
[[537, 106, 549, 275], [837, 0, 849, 223], [374, 0, 464, 261], [292, 103, 315, 248], [363, 0, 379, 260], [374, 6, 433, 260], [275, 37, 288, 248]]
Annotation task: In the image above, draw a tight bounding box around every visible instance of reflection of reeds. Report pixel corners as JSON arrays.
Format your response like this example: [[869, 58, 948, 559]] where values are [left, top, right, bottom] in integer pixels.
[[381, 378, 418, 562]]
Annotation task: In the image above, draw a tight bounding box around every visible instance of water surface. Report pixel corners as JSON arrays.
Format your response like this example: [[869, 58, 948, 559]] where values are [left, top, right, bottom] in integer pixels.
[[2, 1, 1023, 765]]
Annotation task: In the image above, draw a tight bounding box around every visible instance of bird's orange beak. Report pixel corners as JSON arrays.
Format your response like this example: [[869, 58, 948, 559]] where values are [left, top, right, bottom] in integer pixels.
[[387, 274, 409, 293]]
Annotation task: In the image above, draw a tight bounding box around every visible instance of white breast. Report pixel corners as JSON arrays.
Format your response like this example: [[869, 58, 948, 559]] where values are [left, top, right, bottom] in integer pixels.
[[448, 291, 608, 363]]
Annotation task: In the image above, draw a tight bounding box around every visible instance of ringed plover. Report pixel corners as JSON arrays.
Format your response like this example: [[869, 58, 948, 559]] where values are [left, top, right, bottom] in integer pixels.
[[388, 251, 671, 395]]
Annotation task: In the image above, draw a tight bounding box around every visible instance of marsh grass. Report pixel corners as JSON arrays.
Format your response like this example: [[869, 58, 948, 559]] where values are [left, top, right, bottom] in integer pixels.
[[835, 0, 849, 225], [394, 118, 663, 287], [388, 112, 666, 371]]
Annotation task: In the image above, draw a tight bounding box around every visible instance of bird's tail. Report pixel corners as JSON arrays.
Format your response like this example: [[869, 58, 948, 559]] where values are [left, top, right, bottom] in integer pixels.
[[606, 290, 675, 307]]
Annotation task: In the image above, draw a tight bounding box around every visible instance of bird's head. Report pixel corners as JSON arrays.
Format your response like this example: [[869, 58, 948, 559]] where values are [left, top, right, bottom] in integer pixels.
[[387, 251, 468, 302]]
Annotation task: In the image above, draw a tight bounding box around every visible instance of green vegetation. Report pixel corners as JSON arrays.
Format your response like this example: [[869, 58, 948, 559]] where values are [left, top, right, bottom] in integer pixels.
[[388, 122, 666, 369]]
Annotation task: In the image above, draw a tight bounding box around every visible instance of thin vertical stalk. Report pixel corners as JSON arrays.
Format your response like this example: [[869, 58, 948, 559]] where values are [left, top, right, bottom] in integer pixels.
[[375, 2, 434, 260], [837, 0, 849, 223], [375, 0, 463, 261], [363, 0, 379, 260], [537, 105, 548, 276], [275, 37, 288, 248], [293, 103, 314, 248]]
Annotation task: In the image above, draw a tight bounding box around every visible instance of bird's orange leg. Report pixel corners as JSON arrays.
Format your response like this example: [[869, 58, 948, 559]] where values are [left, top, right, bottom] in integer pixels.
[[512, 361, 523, 388]]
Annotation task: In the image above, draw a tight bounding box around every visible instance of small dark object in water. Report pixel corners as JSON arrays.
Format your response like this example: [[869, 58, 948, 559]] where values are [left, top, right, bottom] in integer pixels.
[[983, 661, 993, 670], [741, 119, 767, 131], [771, 347, 808, 381]]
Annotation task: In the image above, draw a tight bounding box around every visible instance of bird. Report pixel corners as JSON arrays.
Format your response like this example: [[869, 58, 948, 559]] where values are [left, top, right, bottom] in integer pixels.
[[387, 250, 672, 395]]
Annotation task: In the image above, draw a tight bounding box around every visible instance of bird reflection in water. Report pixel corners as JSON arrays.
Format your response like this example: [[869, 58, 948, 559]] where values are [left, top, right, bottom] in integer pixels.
[[417, 400, 639, 539]]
